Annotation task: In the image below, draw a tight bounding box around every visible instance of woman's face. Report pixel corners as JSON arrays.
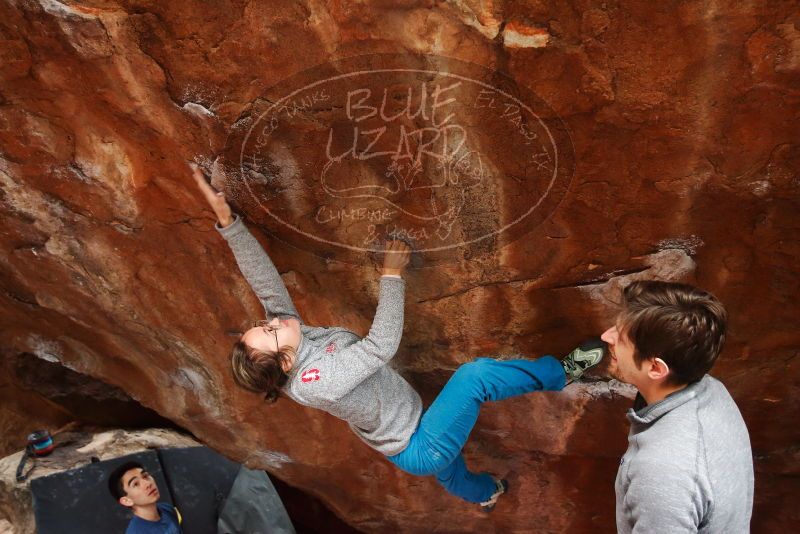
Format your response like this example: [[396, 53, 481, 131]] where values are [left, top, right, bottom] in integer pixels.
[[241, 316, 302, 354]]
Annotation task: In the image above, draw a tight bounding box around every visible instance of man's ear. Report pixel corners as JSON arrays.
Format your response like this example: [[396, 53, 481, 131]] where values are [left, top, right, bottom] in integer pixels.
[[119, 496, 134, 508], [647, 357, 670, 381]]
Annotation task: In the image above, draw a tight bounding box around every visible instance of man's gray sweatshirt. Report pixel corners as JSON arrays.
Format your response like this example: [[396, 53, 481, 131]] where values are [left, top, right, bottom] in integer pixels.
[[218, 216, 423, 456], [615, 375, 754, 533]]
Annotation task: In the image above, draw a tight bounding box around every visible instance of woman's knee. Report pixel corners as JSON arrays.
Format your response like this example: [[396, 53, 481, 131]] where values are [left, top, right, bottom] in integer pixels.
[[389, 445, 451, 477], [398, 459, 449, 478]]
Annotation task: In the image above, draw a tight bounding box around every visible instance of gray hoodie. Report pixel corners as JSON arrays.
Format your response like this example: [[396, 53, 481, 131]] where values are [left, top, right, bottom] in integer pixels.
[[218, 216, 423, 456], [615, 375, 754, 533]]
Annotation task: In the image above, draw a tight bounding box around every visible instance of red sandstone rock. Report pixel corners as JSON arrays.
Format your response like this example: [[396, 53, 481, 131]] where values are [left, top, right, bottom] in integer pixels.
[[1, 1, 798, 532]]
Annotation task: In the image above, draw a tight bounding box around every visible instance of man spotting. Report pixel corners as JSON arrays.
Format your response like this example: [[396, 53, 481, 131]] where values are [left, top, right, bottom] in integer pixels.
[[601, 281, 754, 533]]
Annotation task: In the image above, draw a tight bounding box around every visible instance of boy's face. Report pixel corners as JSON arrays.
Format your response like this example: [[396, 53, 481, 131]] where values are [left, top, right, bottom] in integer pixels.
[[118, 468, 160, 508]]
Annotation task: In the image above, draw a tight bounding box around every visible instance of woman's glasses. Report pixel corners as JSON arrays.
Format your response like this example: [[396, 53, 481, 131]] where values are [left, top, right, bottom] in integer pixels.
[[253, 320, 282, 349]]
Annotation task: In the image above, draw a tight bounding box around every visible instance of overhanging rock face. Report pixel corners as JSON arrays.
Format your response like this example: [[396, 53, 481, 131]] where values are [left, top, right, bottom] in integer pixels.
[[1, 1, 798, 532]]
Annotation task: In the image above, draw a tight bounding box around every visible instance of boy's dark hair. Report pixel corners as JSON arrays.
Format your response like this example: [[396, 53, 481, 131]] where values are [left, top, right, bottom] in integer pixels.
[[230, 340, 292, 403], [108, 461, 143, 501], [619, 280, 728, 385]]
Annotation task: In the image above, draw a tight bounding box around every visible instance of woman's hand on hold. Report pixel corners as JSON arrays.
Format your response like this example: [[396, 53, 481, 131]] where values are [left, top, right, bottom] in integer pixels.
[[191, 162, 233, 227], [381, 240, 411, 277]]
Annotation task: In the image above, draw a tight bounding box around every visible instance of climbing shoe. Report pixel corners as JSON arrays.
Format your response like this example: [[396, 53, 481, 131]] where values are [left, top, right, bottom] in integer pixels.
[[561, 338, 607, 384], [480, 477, 508, 512]]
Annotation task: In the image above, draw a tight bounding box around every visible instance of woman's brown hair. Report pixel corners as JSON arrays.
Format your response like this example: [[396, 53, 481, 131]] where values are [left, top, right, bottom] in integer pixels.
[[230, 341, 294, 402]]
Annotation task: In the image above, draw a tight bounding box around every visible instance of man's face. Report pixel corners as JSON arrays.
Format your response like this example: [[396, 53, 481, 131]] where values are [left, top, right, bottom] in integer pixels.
[[119, 468, 159, 508], [601, 323, 648, 387]]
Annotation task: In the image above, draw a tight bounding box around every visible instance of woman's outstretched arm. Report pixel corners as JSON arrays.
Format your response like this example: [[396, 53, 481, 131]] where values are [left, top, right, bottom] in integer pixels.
[[299, 241, 411, 402], [191, 163, 300, 320]]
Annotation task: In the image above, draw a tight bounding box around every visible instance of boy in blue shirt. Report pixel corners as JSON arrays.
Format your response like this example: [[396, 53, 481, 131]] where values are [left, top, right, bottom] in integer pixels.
[[108, 461, 182, 534]]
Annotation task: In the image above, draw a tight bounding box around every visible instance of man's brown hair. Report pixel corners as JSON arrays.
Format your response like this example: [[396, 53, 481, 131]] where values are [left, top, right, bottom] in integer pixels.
[[619, 280, 727, 385], [230, 341, 293, 402]]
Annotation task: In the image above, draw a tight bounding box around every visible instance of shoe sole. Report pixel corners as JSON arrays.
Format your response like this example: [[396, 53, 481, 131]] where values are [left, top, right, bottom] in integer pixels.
[[481, 479, 509, 513]]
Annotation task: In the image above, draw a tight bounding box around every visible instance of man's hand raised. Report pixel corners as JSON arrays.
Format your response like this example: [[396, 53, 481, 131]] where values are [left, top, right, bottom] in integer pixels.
[[191, 162, 233, 227]]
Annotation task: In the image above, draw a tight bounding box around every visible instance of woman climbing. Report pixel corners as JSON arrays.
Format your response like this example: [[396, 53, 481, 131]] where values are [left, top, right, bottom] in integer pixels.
[[191, 163, 605, 512]]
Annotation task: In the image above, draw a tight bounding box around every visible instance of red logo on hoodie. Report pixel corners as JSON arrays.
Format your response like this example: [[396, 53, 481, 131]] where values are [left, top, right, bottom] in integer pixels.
[[325, 342, 337, 354], [301, 369, 321, 383]]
